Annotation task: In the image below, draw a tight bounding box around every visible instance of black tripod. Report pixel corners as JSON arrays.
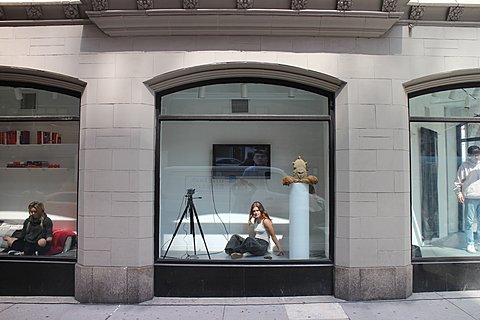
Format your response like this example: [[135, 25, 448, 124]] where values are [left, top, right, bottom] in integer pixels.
[[162, 189, 211, 259]]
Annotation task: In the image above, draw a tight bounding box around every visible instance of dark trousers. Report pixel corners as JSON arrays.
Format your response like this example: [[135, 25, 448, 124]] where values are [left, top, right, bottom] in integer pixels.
[[11, 239, 51, 255], [224, 234, 269, 256]]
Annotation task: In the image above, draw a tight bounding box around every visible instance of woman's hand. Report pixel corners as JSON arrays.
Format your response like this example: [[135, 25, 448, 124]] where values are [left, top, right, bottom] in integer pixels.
[[276, 250, 285, 256], [38, 238, 47, 247]]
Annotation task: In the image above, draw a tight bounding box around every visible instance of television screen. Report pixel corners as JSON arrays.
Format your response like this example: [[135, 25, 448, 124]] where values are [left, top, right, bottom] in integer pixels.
[[212, 144, 271, 179]]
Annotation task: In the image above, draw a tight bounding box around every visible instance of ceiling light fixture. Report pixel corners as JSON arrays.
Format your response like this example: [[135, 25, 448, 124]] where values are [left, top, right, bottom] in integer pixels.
[[14, 88, 22, 100], [241, 84, 248, 99], [197, 86, 206, 99], [288, 88, 296, 98]]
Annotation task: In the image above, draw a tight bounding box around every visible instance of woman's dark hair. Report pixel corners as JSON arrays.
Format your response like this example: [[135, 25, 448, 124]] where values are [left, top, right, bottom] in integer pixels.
[[248, 200, 272, 224]]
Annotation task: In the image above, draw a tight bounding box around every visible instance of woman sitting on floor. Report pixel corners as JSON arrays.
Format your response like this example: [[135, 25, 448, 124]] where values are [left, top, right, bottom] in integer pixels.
[[225, 200, 284, 259]]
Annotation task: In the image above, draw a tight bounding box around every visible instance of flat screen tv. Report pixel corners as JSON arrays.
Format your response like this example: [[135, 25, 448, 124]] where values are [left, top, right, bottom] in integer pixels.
[[212, 144, 271, 179]]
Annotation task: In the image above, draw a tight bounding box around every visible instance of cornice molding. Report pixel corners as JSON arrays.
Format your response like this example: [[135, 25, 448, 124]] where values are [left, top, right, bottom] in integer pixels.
[[403, 68, 480, 93], [86, 9, 404, 37], [145, 62, 345, 93]]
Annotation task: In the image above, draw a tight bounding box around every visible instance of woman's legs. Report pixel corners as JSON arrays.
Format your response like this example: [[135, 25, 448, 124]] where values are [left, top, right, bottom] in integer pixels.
[[225, 235, 268, 256], [225, 234, 244, 255], [240, 237, 268, 256], [2, 236, 17, 248], [9, 239, 51, 255]]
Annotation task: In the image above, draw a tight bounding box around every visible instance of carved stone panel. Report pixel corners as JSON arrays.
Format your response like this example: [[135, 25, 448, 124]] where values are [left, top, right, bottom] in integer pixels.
[[237, 0, 254, 9], [291, 0, 307, 10], [63, 4, 80, 19], [26, 6, 42, 20]]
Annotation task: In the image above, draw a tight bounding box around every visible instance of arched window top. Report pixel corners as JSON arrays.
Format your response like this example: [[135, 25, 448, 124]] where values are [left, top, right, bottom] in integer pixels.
[[0, 66, 84, 118], [145, 62, 345, 94], [404, 68, 480, 94], [0, 65, 86, 94]]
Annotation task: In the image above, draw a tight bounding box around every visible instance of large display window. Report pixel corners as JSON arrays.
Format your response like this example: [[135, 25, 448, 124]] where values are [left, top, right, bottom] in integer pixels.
[[410, 86, 480, 259], [157, 82, 332, 261], [0, 84, 79, 259]]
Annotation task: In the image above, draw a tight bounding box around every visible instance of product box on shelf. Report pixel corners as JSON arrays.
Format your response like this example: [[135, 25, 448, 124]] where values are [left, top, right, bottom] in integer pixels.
[[0, 130, 31, 145], [37, 131, 61, 144]]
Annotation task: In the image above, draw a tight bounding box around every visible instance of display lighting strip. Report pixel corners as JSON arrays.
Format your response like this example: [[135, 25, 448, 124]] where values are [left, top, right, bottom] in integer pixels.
[[408, 0, 480, 6], [0, 0, 81, 5]]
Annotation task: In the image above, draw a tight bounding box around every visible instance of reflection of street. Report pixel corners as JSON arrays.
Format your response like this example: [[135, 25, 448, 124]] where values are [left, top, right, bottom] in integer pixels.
[[44, 191, 77, 231], [161, 166, 328, 258], [0, 210, 76, 232]]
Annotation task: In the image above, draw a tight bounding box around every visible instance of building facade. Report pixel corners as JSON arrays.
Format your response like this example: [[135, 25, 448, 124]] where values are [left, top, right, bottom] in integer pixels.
[[0, 0, 480, 302]]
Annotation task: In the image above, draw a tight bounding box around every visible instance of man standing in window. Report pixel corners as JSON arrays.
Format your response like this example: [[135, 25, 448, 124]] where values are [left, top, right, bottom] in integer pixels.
[[454, 145, 480, 253]]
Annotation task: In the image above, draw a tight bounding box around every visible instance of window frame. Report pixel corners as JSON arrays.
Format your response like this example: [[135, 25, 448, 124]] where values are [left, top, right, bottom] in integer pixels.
[[154, 77, 336, 264], [409, 84, 480, 262], [0, 81, 80, 262]]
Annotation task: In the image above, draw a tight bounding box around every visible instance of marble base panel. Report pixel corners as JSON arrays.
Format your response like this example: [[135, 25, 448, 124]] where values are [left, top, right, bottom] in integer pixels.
[[75, 264, 154, 303], [334, 265, 412, 301]]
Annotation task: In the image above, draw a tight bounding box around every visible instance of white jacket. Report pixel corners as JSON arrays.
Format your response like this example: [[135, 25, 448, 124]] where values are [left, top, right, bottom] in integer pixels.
[[454, 157, 480, 199]]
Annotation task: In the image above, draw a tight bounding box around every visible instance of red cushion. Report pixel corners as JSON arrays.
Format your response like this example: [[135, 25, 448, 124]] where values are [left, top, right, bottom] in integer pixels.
[[46, 229, 76, 255]]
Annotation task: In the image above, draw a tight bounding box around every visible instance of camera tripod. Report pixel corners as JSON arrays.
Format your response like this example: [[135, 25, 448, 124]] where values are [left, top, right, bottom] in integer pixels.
[[162, 189, 211, 259]]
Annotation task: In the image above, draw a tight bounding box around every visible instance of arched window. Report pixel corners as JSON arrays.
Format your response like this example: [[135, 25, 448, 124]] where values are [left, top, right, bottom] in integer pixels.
[[155, 79, 334, 261], [406, 70, 480, 259], [0, 67, 83, 259]]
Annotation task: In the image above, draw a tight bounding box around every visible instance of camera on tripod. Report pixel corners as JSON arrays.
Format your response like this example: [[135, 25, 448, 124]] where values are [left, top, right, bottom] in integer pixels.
[[162, 187, 211, 259]]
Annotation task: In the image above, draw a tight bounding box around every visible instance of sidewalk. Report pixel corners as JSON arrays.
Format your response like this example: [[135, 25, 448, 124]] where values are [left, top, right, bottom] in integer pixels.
[[1, 291, 480, 320]]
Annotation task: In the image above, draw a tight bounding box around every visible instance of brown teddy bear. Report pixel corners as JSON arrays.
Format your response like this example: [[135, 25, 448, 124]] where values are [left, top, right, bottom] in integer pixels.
[[282, 156, 318, 193]]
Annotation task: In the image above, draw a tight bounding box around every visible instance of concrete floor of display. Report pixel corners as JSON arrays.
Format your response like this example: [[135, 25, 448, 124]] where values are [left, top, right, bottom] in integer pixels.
[[418, 232, 480, 257], [160, 250, 327, 260]]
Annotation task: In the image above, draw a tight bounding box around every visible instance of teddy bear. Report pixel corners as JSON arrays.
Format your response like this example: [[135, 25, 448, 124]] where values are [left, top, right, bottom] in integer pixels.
[[282, 156, 318, 190]]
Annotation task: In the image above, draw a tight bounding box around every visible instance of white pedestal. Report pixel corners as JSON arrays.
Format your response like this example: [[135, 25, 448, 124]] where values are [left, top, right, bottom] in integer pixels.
[[289, 183, 309, 259]]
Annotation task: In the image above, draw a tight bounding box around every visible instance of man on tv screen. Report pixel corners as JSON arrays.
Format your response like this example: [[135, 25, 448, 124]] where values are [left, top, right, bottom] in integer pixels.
[[242, 149, 270, 178]]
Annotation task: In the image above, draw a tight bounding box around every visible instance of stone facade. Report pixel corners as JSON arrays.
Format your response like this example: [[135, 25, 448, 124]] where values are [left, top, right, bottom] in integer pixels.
[[0, 21, 479, 301]]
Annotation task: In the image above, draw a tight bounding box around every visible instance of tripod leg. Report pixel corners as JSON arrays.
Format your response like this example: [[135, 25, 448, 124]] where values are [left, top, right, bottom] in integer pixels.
[[162, 205, 189, 259], [192, 203, 211, 259], [189, 202, 197, 256]]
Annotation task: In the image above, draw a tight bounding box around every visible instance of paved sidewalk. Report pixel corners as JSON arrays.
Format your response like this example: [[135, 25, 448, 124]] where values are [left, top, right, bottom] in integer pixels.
[[1, 291, 480, 319]]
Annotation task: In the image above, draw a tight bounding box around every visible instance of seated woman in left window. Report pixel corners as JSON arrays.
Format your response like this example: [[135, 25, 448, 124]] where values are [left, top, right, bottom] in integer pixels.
[[2, 201, 53, 255]]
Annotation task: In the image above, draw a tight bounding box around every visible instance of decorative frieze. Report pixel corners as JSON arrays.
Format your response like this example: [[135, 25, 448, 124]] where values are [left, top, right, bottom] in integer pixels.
[[291, 0, 307, 10], [183, 0, 199, 9], [63, 4, 80, 19], [137, 0, 154, 10], [92, 0, 108, 11], [409, 5, 424, 20], [26, 6, 42, 20], [381, 0, 397, 12], [337, 0, 352, 11], [237, 0, 254, 9], [447, 6, 463, 21]]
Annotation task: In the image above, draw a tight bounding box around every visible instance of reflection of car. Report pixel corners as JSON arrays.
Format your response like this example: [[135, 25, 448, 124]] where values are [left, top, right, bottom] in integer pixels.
[[44, 192, 77, 231], [214, 158, 242, 166]]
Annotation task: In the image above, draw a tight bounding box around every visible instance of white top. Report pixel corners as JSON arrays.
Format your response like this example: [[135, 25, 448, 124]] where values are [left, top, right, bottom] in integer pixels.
[[254, 219, 270, 243], [454, 157, 480, 199]]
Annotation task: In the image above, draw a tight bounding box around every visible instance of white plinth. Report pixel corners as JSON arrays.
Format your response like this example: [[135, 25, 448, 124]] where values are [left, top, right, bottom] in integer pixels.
[[289, 183, 309, 259]]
